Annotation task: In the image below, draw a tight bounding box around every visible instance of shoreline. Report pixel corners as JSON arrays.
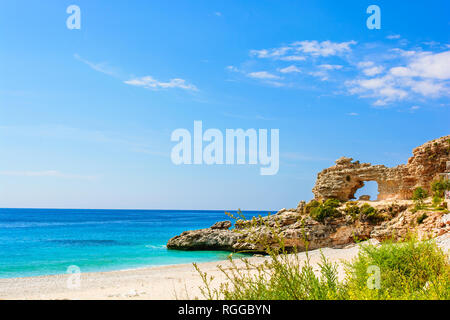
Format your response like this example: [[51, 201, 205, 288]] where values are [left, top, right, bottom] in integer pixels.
[[0, 245, 362, 300], [1, 234, 448, 300]]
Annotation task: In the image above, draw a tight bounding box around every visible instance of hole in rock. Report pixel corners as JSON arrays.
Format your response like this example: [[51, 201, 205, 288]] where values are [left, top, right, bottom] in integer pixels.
[[354, 180, 379, 201]]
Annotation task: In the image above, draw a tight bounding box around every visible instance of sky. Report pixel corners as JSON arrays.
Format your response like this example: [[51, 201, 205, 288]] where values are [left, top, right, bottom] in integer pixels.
[[0, 0, 449, 210]]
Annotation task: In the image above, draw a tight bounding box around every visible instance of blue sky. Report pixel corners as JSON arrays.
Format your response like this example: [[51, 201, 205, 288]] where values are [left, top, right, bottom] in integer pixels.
[[0, 0, 449, 210]]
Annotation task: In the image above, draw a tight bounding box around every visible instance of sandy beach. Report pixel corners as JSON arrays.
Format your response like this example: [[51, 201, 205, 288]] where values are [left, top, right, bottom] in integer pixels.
[[0, 245, 362, 300], [1, 234, 448, 300]]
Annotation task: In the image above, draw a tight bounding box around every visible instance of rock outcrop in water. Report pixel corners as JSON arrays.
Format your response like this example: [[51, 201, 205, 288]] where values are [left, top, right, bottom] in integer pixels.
[[167, 136, 450, 253], [167, 221, 242, 251]]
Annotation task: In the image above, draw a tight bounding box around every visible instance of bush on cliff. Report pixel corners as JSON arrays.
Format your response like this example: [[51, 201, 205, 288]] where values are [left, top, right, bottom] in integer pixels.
[[309, 199, 341, 222], [412, 187, 428, 210], [416, 213, 428, 224], [431, 178, 450, 198], [304, 200, 320, 214], [343, 203, 383, 223], [431, 178, 450, 207], [360, 204, 384, 223], [343, 203, 360, 221]]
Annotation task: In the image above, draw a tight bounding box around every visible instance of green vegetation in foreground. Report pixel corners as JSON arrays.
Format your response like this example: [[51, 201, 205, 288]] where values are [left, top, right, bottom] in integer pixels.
[[194, 236, 450, 300]]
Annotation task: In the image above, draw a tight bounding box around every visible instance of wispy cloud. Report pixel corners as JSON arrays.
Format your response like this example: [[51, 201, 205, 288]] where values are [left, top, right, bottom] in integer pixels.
[[0, 170, 96, 180], [75, 54, 199, 93], [279, 65, 301, 73], [247, 71, 281, 80], [291, 40, 357, 57], [250, 40, 356, 60], [124, 76, 198, 91], [232, 37, 449, 107], [74, 54, 117, 76], [386, 34, 401, 40], [348, 50, 450, 105]]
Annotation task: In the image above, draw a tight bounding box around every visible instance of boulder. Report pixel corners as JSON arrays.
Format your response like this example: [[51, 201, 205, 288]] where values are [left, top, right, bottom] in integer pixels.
[[210, 220, 232, 230], [167, 227, 242, 251]]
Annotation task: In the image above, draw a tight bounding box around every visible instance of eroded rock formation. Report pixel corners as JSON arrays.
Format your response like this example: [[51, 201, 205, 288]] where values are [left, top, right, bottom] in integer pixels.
[[167, 200, 450, 253], [166, 221, 242, 251], [167, 136, 450, 253], [312, 135, 450, 201]]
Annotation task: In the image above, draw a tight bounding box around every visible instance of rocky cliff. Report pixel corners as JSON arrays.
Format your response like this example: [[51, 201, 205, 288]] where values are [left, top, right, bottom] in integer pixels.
[[167, 201, 450, 253], [312, 135, 450, 201], [167, 136, 450, 253]]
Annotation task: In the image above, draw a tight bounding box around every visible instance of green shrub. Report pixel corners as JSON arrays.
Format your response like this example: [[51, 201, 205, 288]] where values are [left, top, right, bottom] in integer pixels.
[[431, 178, 450, 198], [343, 203, 382, 223], [310, 206, 338, 222], [416, 213, 428, 224], [343, 203, 360, 221], [432, 195, 442, 207], [360, 204, 383, 223], [345, 237, 449, 300], [324, 198, 341, 208], [309, 199, 341, 222], [195, 235, 450, 300], [412, 187, 428, 209], [304, 200, 320, 214]]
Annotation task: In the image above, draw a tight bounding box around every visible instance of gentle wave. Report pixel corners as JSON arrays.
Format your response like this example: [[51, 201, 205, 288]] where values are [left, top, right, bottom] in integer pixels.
[[47, 240, 127, 246], [145, 244, 167, 249]]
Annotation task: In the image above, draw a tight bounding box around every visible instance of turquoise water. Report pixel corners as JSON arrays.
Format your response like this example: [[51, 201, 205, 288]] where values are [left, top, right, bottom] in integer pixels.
[[0, 209, 269, 279]]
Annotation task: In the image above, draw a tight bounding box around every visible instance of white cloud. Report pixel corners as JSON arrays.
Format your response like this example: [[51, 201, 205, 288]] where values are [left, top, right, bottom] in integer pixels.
[[309, 70, 329, 81], [250, 47, 291, 59], [386, 34, 401, 40], [347, 75, 409, 105], [278, 65, 301, 73], [307, 65, 343, 81], [247, 71, 281, 80], [389, 51, 450, 80], [242, 38, 449, 106], [348, 50, 450, 105], [250, 40, 356, 61], [279, 55, 306, 61], [362, 66, 384, 76], [390, 48, 418, 57], [292, 40, 357, 57], [74, 54, 116, 76], [124, 76, 198, 91], [409, 79, 445, 96], [357, 61, 375, 68], [319, 64, 342, 70], [226, 65, 239, 72], [347, 112, 359, 116]]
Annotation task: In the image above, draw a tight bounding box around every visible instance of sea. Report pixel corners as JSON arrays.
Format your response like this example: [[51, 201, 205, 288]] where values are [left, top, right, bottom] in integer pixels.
[[0, 208, 270, 279]]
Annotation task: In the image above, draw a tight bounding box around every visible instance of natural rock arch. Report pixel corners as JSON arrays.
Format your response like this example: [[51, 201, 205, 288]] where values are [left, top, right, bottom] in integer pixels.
[[312, 135, 450, 201]]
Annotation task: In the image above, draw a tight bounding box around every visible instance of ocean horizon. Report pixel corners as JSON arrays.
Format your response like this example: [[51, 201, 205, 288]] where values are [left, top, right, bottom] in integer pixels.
[[0, 208, 271, 279]]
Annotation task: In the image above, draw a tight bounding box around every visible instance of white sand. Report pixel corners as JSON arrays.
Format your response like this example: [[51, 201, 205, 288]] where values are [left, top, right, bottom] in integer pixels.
[[0, 245, 361, 300], [1, 235, 447, 300]]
